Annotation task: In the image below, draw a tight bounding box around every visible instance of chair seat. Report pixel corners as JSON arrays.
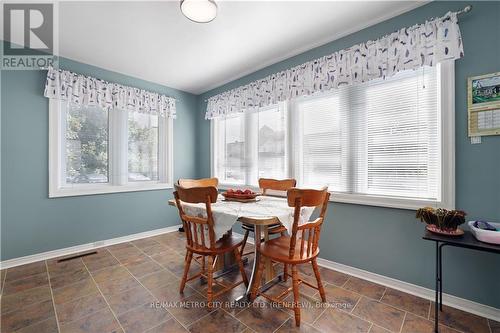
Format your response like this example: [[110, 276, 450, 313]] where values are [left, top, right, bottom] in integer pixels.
[[187, 234, 244, 255], [242, 222, 286, 235], [259, 236, 319, 263]]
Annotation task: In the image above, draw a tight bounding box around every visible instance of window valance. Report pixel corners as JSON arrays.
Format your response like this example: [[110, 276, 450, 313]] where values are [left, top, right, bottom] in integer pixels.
[[44, 67, 176, 118], [206, 11, 463, 119]]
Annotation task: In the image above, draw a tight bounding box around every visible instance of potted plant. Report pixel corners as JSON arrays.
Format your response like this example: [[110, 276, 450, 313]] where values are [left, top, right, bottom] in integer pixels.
[[416, 207, 467, 236]]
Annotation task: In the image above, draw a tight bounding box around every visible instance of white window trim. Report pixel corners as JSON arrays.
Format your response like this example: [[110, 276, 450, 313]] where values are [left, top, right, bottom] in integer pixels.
[[49, 99, 174, 198], [210, 63, 455, 210]]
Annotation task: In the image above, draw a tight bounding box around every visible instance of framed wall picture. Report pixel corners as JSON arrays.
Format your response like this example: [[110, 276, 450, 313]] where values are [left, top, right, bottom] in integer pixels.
[[467, 72, 500, 137]]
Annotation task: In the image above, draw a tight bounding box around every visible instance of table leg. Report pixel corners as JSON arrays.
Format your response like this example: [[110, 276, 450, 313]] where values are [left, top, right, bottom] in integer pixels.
[[435, 241, 439, 333], [245, 225, 262, 297], [263, 227, 274, 282], [439, 244, 444, 311]]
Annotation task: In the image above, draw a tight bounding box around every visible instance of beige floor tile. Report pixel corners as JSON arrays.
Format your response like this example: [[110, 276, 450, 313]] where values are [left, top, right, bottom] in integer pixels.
[[236, 303, 290, 333], [59, 307, 122, 333], [151, 252, 186, 274], [91, 266, 132, 283], [430, 303, 490, 333], [109, 247, 146, 265], [84, 256, 120, 272], [381, 288, 430, 318], [105, 285, 155, 315], [275, 317, 323, 333], [53, 278, 99, 305], [117, 302, 171, 333], [149, 281, 199, 304], [5, 262, 47, 282], [47, 258, 86, 278], [49, 267, 90, 289], [322, 283, 361, 312], [131, 238, 161, 250], [317, 267, 350, 287], [1, 299, 55, 333], [14, 316, 59, 333], [313, 307, 371, 333], [3, 272, 49, 295], [139, 269, 179, 291], [352, 297, 405, 332], [55, 292, 107, 326], [187, 308, 247, 333], [167, 294, 216, 327], [402, 312, 461, 333], [368, 324, 391, 333], [490, 319, 500, 333], [1, 285, 52, 313], [282, 293, 327, 325], [125, 258, 162, 279], [145, 317, 188, 333], [96, 274, 141, 296], [141, 243, 171, 256], [344, 276, 386, 300]]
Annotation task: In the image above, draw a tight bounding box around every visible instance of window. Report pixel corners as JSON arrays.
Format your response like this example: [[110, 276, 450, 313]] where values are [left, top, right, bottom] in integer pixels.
[[128, 112, 159, 182], [212, 104, 287, 186], [49, 101, 173, 197], [212, 63, 455, 209]]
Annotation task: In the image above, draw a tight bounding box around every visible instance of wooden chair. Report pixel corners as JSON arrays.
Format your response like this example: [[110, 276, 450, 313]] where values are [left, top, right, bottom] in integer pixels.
[[240, 178, 297, 257], [250, 188, 330, 326], [173, 184, 248, 306], [178, 177, 219, 188]]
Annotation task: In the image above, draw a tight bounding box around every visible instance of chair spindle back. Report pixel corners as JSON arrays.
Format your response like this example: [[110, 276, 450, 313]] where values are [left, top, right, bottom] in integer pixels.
[[174, 184, 218, 250], [178, 177, 219, 189], [287, 188, 330, 260], [258, 178, 297, 196]]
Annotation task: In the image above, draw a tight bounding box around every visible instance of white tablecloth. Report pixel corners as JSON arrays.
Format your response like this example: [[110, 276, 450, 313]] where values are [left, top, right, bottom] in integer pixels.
[[181, 195, 315, 241]]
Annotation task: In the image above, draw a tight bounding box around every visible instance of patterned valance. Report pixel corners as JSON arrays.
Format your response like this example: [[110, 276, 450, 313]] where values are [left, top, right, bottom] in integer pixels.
[[44, 67, 176, 118], [206, 12, 463, 119]]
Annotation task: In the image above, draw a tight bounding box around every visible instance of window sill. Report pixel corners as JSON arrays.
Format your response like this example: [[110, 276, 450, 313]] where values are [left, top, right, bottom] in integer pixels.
[[49, 182, 173, 198], [329, 192, 453, 211], [216, 183, 452, 211]]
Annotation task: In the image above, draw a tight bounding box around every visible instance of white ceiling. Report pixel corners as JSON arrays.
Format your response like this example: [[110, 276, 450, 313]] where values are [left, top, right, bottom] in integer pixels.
[[56, 1, 425, 94]]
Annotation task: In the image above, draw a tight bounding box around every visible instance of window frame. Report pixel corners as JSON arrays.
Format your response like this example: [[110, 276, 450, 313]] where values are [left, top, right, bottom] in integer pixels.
[[211, 62, 455, 210], [49, 99, 174, 198]]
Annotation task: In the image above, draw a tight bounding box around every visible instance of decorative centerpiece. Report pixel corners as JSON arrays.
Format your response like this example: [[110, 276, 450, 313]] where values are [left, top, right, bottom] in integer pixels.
[[222, 188, 259, 202], [416, 207, 467, 236]]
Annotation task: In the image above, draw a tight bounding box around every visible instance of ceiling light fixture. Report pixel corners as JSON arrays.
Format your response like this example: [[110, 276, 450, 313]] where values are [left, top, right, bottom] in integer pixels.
[[180, 0, 217, 23]]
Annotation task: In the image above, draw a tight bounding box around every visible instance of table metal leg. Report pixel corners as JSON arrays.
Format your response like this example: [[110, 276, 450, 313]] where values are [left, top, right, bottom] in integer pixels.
[[435, 241, 439, 333], [245, 225, 262, 298], [439, 244, 444, 311]]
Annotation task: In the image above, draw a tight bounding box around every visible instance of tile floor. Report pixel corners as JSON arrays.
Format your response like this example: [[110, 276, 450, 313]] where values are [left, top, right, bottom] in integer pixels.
[[0, 232, 497, 333]]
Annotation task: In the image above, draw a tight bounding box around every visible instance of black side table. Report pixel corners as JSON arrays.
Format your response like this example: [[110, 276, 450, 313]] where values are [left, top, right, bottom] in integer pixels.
[[423, 230, 500, 332]]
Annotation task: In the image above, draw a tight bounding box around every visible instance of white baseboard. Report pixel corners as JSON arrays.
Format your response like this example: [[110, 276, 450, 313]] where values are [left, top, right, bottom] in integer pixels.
[[0, 224, 181, 270], [316, 258, 500, 321], [235, 232, 499, 321], [2, 228, 498, 321]]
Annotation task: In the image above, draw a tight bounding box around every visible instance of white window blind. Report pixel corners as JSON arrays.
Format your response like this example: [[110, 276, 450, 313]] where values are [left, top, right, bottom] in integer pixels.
[[293, 66, 440, 201], [213, 104, 287, 185], [212, 63, 454, 209]]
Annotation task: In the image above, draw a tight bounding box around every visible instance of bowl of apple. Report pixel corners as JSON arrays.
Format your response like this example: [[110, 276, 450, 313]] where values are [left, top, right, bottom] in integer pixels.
[[222, 188, 259, 202]]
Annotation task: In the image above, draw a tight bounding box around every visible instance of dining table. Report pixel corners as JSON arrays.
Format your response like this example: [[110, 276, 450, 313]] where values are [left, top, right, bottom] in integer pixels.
[[168, 194, 315, 299]]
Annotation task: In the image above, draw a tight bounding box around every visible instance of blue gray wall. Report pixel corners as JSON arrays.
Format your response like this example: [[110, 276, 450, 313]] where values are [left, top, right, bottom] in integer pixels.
[[1, 58, 197, 260], [197, 2, 500, 308]]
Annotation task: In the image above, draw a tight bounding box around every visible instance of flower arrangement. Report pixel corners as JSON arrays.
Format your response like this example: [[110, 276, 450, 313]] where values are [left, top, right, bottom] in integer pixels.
[[416, 207, 467, 231]]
